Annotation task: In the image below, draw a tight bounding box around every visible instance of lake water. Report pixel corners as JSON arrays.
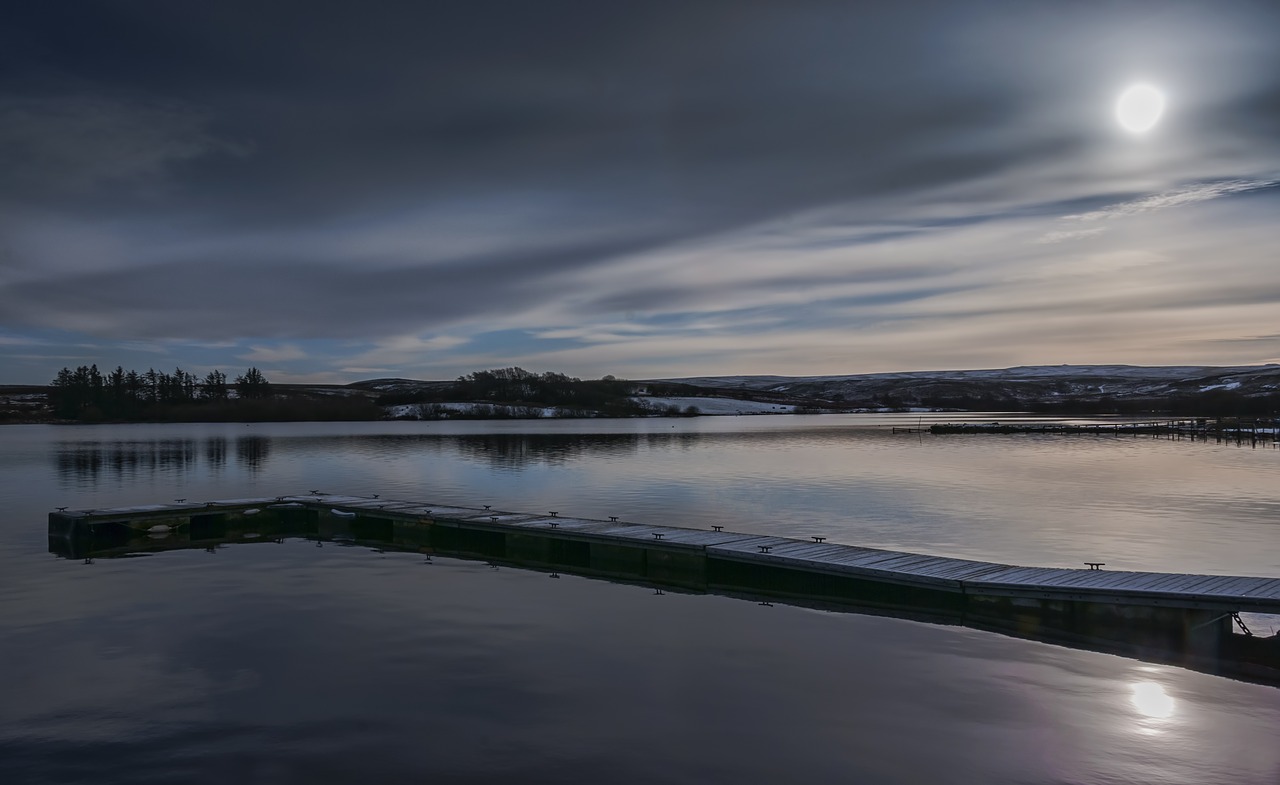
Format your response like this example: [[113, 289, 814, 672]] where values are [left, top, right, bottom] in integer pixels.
[[4, 415, 1280, 784]]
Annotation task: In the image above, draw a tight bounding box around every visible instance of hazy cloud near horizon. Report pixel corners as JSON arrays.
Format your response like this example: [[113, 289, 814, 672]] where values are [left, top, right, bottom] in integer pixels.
[[2, 1, 1279, 383]]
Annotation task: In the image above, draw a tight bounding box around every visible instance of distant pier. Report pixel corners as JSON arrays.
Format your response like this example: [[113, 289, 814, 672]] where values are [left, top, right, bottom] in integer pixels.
[[49, 494, 1280, 682]]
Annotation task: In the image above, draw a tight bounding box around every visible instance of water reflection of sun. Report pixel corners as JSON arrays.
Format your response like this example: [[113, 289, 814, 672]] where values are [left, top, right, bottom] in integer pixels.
[[1131, 681, 1175, 720]]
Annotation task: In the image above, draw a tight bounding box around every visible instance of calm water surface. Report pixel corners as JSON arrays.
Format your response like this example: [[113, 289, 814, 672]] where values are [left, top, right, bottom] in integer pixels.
[[3, 415, 1280, 784]]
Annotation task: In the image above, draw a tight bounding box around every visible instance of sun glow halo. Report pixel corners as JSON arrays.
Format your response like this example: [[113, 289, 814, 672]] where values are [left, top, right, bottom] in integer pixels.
[[1116, 83, 1165, 133], [1130, 681, 1175, 719]]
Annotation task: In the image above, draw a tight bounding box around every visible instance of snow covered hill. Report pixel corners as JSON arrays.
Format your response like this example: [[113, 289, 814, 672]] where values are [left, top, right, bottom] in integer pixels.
[[349, 364, 1280, 418], [654, 364, 1280, 406]]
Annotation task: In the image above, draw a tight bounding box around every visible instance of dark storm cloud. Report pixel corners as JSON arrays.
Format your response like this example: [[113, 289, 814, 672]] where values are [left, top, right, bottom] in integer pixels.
[[0, 2, 1107, 227]]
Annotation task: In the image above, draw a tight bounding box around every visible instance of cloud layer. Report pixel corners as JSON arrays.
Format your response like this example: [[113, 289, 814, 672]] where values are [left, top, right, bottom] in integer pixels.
[[2, 1, 1279, 382]]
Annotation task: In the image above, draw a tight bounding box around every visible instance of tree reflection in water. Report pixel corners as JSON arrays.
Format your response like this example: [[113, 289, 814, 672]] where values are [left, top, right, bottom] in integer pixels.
[[54, 436, 270, 481]]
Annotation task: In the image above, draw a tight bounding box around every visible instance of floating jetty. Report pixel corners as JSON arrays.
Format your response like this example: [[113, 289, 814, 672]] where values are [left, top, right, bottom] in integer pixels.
[[49, 494, 1280, 682]]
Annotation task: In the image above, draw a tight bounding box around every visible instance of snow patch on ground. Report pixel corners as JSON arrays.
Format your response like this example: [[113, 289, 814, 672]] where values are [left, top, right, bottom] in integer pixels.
[[384, 397, 798, 418], [634, 396, 796, 415], [1200, 381, 1242, 392], [385, 402, 560, 419]]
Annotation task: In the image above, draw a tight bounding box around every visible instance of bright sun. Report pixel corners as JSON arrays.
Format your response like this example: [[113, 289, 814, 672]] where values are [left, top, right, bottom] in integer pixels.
[[1116, 83, 1165, 133]]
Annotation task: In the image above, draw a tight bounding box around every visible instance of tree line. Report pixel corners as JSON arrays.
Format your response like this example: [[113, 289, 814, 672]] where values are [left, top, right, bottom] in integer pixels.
[[375, 367, 707, 417], [451, 367, 636, 410], [376, 367, 640, 410], [49, 364, 270, 420]]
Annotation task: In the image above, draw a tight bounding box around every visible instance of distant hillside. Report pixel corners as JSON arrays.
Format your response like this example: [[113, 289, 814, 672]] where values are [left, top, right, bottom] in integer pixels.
[[654, 364, 1280, 413], [7, 364, 1280, 423], [340, 363, 1280, 416]]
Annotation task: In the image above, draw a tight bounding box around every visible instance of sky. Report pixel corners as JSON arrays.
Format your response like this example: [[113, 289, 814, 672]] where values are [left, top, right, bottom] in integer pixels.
[[2, 1, 1279, 385]]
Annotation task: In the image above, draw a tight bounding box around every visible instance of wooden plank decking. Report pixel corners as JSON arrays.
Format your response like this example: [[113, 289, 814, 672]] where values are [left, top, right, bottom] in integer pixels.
[[49, 494, 1280, 615]]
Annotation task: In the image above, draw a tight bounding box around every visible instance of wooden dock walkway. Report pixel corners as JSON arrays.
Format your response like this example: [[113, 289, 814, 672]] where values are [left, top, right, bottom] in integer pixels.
[[48, 494, 1280, 616]]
